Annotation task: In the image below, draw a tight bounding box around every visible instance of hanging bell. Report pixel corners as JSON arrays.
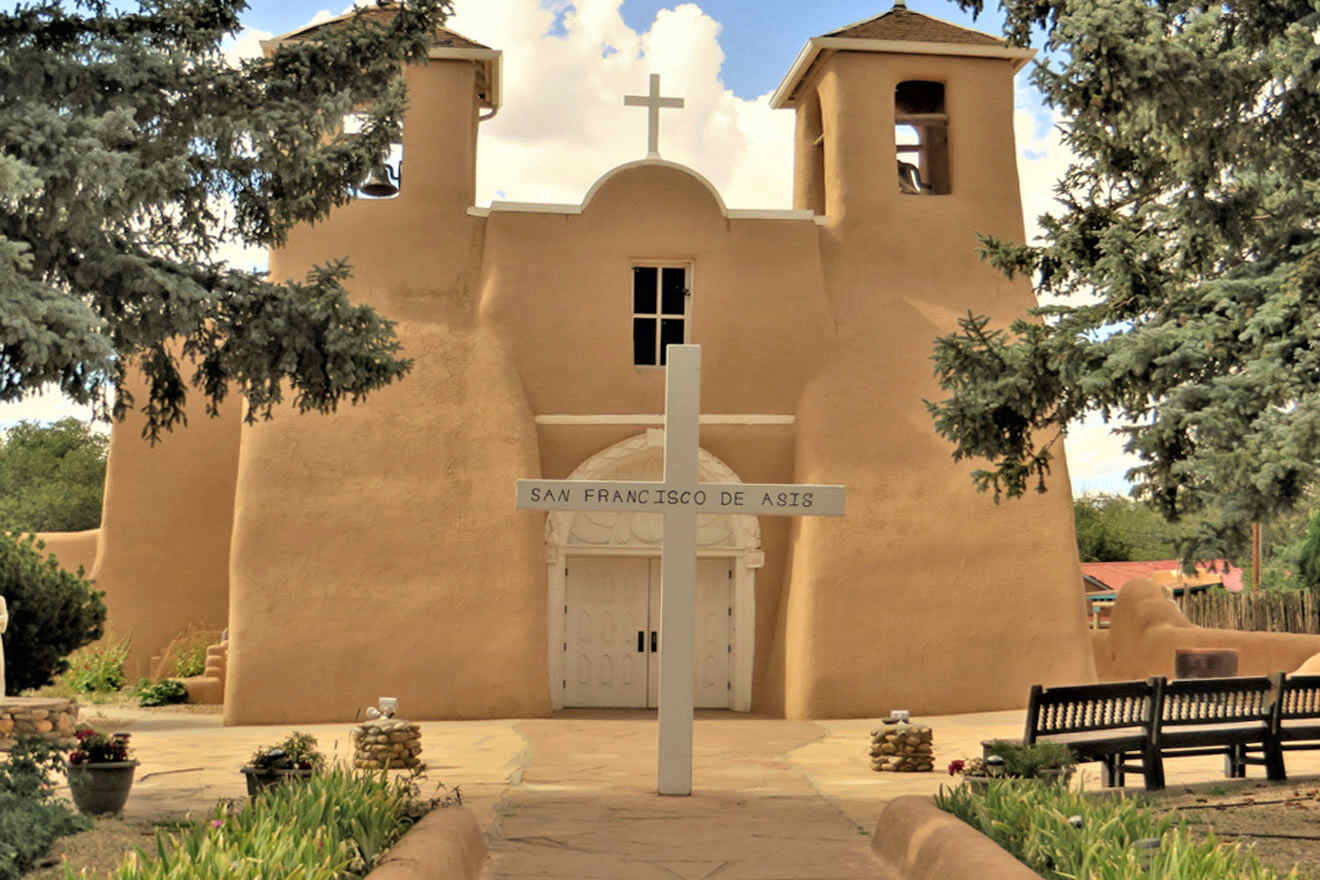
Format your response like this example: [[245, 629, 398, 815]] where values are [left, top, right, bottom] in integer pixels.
[[360, 161, 401, 198]]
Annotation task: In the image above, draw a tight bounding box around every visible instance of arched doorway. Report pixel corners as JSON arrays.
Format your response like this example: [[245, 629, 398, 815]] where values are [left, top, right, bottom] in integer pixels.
[[545, 429, 763, 710]]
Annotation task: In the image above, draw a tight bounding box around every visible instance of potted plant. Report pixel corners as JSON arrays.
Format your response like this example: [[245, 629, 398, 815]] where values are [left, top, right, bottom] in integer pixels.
[[240, 731, 326, 799], [981, 739, 1076, 785], [65, 727, 137, 815]]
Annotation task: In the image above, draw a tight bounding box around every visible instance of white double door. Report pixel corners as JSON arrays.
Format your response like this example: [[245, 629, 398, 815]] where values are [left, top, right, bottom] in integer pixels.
[[563, 556, 732, 708]]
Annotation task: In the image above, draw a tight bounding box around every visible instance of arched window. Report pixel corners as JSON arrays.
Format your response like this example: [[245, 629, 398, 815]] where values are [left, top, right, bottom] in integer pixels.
[[895, 81, 949, 195]]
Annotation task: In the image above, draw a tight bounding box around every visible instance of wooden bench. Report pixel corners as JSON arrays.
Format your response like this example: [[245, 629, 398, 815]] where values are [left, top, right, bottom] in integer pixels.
[[1233, 673, 1320, 776], [1025, 675, 1285, 790], [1154, 674, 1283, 789], [1024, 679, 1162, 789]]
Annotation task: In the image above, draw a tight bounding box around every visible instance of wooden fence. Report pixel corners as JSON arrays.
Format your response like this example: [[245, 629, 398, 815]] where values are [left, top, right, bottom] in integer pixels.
[[1182, 589, 1320, 634]]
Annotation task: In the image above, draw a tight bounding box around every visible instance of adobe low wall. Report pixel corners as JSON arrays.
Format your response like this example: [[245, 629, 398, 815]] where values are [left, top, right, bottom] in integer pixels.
[[363, 807, 486, 880], [1099, 580, 1320, 681], [870, 796, 1039, 880], [32, 530, 100, 578], [0, 697, 79, 751]]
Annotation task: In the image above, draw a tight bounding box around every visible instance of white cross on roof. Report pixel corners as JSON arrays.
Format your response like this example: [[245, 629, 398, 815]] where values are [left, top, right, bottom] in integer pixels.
[[624, 74, 684, 159]]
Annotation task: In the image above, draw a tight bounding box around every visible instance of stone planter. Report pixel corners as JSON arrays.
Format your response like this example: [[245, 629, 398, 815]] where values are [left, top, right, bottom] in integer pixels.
[[67, 760, 138, 815], [241, 766, 315, 800]]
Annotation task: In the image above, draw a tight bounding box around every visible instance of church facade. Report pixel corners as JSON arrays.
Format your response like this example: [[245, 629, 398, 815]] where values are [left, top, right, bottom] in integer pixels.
[[74, 3, 1097, 724]]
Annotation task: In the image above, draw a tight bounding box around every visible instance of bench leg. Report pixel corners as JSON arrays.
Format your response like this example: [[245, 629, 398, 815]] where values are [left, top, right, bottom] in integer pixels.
[[1225, 745, 1244, 778], [1142, 747, 1165, 792], [1266, 741, 1286, 782], [1098, 759, 1119, 791]]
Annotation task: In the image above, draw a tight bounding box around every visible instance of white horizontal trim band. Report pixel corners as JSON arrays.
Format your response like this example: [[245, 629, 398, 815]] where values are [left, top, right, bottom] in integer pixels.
[[535, 414, 795, 426]]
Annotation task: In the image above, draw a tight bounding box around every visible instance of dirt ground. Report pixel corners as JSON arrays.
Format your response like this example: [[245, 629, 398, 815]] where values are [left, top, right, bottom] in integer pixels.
[[23, 816, 183, 879], [1160, 782, 1320, 878]]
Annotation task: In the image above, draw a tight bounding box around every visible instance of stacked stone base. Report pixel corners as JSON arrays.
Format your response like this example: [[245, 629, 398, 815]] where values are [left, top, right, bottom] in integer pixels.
[[352, 719, 422, 770], [869, 721, 934, 772], [0, 698, 79, 750]]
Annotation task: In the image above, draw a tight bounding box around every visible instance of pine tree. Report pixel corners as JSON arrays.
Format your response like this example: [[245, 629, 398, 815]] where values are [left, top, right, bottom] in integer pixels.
[[929, 0, 1320, 553], [0, 0, 451, 439]]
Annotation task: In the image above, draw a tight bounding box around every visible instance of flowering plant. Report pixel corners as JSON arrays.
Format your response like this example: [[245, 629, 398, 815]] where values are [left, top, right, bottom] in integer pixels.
[[947, 757, 987, 776], [67, 728, 132, 765]]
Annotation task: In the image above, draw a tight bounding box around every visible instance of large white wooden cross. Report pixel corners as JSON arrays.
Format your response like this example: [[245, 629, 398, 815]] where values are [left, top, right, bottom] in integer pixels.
[[624, 74, 684, 159], [516, 345, 845, 796]]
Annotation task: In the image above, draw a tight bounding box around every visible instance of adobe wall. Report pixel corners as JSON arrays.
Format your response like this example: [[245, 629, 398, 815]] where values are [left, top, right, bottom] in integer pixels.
[[225, 61, 548, 723], [90, 365, 240, 678], [32, 529, 99, 578], [781, 51, 1095, 717], [480, 162, 835, 716], [1102, 579, 1320, 680]]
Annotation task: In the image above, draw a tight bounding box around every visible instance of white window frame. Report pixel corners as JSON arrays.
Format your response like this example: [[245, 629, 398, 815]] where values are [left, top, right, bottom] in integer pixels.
[[631, 262, 692, 368]]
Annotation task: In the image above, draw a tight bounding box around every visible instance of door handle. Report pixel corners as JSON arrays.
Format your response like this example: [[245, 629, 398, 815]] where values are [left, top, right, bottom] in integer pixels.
[[638, 631, 645, 653], [651, 631, 658, 653]]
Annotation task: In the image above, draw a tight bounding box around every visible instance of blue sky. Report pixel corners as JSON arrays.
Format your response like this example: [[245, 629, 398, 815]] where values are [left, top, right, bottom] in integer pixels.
[[0, 0, 1136, 496]]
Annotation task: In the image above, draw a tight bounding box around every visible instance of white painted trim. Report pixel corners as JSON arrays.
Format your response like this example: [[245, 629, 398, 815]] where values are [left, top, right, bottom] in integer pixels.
[[471, 160, 820, 222], [726, 209, 818, 220], [534, 414, 796, 426], [466, 206, 490, 217], [771, 35, 1036, 108]]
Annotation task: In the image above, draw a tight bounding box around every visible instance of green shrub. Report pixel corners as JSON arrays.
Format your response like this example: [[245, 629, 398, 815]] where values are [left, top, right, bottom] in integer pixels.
[[0, 532, 106, 695], [936, 779, 1297, 879], [0, 737, 91, 880], [102, 765, 459, 879], [981, 739, 1075, 778], [173, 639, 208, 678], [137, 679, 188, 707], [61, 634, 130, 694]]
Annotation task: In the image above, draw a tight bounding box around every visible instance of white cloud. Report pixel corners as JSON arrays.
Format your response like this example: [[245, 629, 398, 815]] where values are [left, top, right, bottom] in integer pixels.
[[0, 389, 103, 431], [1014, 101, 1073, 246], [449, 0, 792, 208], [1064, 413, 1140, 497]]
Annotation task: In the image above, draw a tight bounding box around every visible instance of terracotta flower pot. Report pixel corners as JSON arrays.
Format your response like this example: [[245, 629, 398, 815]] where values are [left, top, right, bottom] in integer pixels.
[[67, 760, 139, 815], [240, 766, 315, 800]]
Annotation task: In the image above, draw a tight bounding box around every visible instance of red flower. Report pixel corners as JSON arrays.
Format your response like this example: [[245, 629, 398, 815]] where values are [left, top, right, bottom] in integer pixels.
[[947, 759, 965, 776]]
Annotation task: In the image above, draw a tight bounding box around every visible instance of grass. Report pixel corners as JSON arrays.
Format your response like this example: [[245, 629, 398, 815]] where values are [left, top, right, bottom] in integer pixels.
[[83, 764, 458, 880], [936, 779, 1300, 879]]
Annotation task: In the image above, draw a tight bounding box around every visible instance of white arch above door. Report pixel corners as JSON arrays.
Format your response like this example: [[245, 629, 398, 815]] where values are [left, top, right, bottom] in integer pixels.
[[545, 429, 763, 711]]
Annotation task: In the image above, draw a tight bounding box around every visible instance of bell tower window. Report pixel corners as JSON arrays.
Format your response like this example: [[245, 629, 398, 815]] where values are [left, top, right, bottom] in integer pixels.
[[895, 81, 949, 195], [632, 264, 689, 366]]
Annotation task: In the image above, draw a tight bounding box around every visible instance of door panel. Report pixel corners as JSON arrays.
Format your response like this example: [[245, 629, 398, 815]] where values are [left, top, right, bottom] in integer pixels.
[[564, 557, 648, 707], [646, 558, 732, 709]]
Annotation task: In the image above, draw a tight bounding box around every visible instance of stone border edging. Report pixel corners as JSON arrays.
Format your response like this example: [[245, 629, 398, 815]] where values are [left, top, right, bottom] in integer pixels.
[[364, 806, 487, 880], [871, 796, 1040, 880]]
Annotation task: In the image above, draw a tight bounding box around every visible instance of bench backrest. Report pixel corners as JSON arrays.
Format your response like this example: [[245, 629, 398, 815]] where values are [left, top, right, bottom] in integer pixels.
[[1025, 679, 1157, 743], [1277, 674, 1320, 720], [1156, 675, 1276, 728]]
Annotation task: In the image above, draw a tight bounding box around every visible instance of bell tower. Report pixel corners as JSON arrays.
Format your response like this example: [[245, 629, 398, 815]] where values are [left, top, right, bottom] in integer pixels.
[[768, 6, 1097, 718], [773, 1, 1032, 225]]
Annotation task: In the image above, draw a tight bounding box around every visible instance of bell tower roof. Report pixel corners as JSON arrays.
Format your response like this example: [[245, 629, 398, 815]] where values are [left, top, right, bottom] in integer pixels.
[[770, 3, 1033, 108], [262, 8, 502, 109]]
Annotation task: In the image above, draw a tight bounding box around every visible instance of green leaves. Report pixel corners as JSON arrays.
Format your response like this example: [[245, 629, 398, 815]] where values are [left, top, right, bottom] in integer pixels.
[[0, 418, 107, 532], [931, 0, 1320, 547], [0, 0, 451, 437]]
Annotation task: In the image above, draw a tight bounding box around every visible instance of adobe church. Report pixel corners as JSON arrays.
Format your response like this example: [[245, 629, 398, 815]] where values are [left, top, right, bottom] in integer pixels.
[[49, 2, 1097, 723]]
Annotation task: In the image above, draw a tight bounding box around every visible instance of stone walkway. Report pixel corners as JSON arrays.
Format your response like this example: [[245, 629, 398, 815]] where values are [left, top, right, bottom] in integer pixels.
[[52, 703, 1320, 879]]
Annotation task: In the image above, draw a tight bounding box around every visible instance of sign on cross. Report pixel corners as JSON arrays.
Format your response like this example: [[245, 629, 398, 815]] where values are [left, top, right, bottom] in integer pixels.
[[624, 73, 684, 159], [516, 345, 845, 795]]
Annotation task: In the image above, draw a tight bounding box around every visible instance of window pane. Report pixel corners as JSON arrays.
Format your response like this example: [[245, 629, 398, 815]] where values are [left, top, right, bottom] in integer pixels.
[[633, 267, 657, 313], [633, 318, 657, 365], [659, 318, 684, 364], [661, 268, 686, 315]]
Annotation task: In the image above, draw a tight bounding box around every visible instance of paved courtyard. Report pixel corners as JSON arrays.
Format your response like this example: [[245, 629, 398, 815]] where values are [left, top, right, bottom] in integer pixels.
[[55, 704, 1320, 879]]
